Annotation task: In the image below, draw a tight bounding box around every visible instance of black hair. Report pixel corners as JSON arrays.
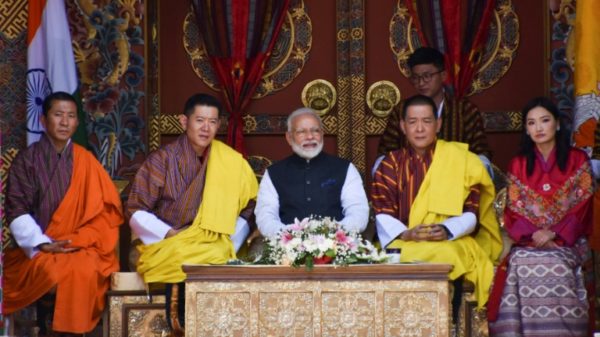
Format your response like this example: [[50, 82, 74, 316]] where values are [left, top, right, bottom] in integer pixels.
[[42, 91, 77, 117], [183, 93, 223, 117], [407, 47, 445, 71], [401, 94, 438, 120], [519, 96, 570, 176]]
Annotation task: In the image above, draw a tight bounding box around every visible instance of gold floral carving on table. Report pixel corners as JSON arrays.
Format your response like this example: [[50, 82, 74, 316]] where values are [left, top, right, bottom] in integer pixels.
[[259, 292, 313, 336], [301, 79, 337, 116], [195, 292, 251, 336], [322, 292, 376, 336], [366, 81, 401, 118], [384, 292, 439, 337], [186, 277, 450, 336], [183, 0, 312, 98], [390, 0, 519, 96]]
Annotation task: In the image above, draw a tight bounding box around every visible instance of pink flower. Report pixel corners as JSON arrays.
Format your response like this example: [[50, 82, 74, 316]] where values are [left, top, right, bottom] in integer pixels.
[[289, 217, 310, 231], [281, 232, 293, 244], [335, 230, 349, 243]]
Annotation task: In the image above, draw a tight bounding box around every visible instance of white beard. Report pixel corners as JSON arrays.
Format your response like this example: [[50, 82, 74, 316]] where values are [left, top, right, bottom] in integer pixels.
[[291, 140, 323, 159]]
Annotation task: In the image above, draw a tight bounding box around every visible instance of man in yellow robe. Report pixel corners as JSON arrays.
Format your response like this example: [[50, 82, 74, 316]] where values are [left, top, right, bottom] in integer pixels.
[[127, 93, 258, 334], [371, 94, 502, 310]]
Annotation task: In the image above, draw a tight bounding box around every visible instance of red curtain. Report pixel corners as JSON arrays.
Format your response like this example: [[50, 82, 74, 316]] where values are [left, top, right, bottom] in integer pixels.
[[404, 0, 496, 98], [191, 0, 290, 154]]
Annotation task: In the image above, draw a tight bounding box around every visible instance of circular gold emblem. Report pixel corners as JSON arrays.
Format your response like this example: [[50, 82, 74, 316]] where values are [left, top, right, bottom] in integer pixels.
[[366, 81, 401, 118], [301, 79, 337, 116]]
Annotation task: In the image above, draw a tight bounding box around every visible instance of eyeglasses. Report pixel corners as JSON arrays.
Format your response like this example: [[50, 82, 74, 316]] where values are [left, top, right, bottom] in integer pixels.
[[409, 70, 443, 84], [292, 127, 323, 137]]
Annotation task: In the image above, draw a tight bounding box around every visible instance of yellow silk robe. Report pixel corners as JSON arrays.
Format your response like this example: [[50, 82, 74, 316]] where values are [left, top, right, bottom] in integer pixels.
[[137, 140, 258, 283], [388, 140, 502, 307]]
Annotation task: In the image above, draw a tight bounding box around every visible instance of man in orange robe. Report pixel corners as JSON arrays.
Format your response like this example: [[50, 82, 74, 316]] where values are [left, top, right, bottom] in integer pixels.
[[3, 92, 123, 335]]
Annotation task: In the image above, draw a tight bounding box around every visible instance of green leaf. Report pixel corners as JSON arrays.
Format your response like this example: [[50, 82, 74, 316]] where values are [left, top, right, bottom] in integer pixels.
[[305, 256, 314, 271]]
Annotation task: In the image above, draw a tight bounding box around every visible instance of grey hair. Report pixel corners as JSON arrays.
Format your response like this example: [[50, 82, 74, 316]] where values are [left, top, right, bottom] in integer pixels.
[[286, 107, 324, 132]]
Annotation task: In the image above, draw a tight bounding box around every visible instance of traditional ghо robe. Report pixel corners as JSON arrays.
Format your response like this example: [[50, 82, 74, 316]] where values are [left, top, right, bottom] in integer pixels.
[[372, 140, 502, 307], [3, 135, 123, 333], [129, 138, 258, 283]]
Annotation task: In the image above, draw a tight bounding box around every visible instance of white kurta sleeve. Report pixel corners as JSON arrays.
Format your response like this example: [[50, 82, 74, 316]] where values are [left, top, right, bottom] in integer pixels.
[[338, 163, 369, 232], [9, 214, 52, 258], [255, 170, 286, 237]]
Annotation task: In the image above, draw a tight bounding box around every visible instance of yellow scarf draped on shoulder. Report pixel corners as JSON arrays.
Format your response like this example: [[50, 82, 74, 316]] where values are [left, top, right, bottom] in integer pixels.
[[389, 140, 502, 307], [137, 140, 258, 283]]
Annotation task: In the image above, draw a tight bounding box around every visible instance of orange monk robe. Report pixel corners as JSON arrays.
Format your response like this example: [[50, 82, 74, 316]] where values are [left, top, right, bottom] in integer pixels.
[[3, 144, 123, 333]]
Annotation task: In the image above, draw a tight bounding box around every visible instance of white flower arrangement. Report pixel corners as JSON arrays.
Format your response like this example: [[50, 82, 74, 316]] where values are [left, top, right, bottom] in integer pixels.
[[259, 217, 388, 269]]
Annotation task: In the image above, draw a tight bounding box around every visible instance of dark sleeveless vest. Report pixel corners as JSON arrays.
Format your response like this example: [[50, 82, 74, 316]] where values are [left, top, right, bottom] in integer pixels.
[[268, 152, 350, 224]]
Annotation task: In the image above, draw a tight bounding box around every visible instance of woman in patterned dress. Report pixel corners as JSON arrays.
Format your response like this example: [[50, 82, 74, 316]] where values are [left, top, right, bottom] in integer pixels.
[[488, 97, 594, 337]]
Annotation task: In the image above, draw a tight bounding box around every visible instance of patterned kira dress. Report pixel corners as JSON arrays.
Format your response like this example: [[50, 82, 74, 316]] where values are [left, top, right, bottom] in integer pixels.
[[489, 147, 594, 337]]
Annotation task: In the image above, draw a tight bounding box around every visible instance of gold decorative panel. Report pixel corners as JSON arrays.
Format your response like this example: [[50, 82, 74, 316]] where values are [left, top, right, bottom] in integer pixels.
[[322, 292, 376, 336], [384, 292, 439, 336], [0, 0, 27, 40], [259, 292, 313, 336], [321, 115, 338, 134], [158, 115, 184, 135], [195, 292, 251, 337], [184, 265, 451, 337], [2, 147, 19, 249], [148, 113, 161, 152], [364, 115, 390, 135]]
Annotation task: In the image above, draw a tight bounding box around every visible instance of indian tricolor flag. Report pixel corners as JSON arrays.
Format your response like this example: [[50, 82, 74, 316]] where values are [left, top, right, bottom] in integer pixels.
[[27, 0, 87, 146]]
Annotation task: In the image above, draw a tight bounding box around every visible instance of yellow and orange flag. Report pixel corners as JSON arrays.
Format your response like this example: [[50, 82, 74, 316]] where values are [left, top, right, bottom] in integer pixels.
[[573, 0, 600, 250]]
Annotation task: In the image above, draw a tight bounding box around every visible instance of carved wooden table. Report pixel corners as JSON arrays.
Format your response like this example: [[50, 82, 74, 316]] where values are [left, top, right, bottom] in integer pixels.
[[184, 264, 452, 337]]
